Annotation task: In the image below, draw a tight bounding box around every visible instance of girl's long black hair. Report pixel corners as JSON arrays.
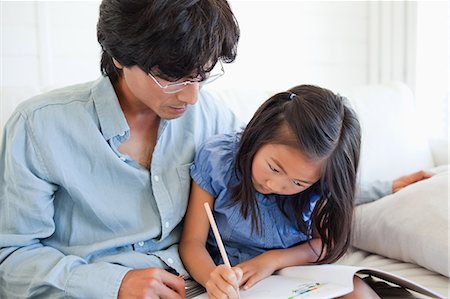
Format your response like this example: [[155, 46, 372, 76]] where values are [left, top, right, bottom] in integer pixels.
[[230, 85, 361, 264]]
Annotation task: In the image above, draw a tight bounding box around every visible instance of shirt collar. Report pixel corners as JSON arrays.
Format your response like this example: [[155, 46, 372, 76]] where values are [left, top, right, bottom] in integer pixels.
[[91, 76, 129, 141]]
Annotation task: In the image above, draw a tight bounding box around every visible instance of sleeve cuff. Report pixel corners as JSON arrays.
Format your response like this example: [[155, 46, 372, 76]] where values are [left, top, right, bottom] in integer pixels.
[[65, 262, 130, 299], [355, 180, 393, 205]]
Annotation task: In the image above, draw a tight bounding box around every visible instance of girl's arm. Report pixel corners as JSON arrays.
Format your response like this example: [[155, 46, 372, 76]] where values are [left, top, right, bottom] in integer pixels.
[[237, 231, 324, 290], [179, 181, 241, 298]]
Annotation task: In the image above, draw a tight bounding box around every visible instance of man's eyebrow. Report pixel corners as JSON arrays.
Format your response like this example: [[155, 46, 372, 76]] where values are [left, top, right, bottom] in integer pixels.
[[272, 158, 314, 185]]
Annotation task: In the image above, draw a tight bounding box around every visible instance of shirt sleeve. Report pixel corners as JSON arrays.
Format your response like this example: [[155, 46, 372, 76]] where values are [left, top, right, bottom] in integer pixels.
[[0, 112, 129, 299], [355, 180, 393, 205], [190, 134, 236, 198]]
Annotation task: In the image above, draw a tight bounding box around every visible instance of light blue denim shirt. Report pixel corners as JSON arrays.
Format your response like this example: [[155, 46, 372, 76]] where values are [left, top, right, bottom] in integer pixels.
[[355, 181, 392, 205], [0, 76, 241, 299]]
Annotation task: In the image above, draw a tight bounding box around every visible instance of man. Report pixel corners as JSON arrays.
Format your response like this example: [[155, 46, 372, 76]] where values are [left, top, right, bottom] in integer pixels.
[[0, 1, 431, 298], [0, 1, 240, 298], [356, 170, 433, 205]]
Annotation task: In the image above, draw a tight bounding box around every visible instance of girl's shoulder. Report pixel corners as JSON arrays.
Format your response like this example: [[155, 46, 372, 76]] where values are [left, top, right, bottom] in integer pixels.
[[195, 132, 240, 164], [191, 132, 241, 197]]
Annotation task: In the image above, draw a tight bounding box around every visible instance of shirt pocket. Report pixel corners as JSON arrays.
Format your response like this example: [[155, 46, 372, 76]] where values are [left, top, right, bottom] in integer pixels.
[[176, 162, 194, 218]]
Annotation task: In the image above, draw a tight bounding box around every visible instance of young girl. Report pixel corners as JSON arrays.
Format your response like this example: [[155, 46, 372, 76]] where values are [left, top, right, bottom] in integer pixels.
[[179, 85, 379, 299]]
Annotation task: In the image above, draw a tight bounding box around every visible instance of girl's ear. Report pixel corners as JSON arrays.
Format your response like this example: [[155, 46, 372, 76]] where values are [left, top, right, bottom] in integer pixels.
[[112, 58, 123, 70]]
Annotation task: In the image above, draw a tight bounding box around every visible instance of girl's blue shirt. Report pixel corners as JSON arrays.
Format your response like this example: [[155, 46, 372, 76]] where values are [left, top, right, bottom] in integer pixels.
[[190, 132, 320, 266]]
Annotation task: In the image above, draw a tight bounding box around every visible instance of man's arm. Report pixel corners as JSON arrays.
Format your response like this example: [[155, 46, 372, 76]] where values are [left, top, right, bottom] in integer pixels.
[[0, 112, 132, 298], [355, 170, 433, 205], [392, 170, 433, 192]]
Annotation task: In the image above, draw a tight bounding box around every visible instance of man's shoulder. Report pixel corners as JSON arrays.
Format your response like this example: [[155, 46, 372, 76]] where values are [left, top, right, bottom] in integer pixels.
[[196, 89, 224, 112], [186, 89, 242, 130], [14, 79, 101, 118]]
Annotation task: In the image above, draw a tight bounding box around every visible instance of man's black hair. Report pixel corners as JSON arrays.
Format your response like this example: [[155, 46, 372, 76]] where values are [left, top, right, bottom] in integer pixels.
[[97, 0, 240, 82]]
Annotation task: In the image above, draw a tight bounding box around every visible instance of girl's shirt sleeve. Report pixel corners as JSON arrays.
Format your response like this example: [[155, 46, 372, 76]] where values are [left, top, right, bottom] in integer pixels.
[[190, 133, 238, 198]]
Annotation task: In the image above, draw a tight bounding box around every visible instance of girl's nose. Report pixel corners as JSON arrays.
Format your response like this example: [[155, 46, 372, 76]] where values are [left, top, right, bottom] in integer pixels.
[[267, 179, 287, 194]]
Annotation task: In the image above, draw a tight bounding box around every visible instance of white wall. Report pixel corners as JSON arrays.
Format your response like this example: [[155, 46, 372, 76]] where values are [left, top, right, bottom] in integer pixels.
[[1, 1, 448, 139], [219, 1, 370, 91], [1, 1, 101, 88], [415, 1, 449, 139], [1, 1, 374, 91]]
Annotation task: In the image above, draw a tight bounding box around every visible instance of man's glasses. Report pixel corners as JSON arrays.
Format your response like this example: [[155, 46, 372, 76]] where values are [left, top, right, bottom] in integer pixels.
[[148, 60, 224, 94]]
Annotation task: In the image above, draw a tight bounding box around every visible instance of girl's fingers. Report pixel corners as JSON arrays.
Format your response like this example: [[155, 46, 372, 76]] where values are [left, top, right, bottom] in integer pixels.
[[242, 272, 264, 290], [233, 267, 243, 282], [207, 265, 240, 298], [206, 280, 227, 299]]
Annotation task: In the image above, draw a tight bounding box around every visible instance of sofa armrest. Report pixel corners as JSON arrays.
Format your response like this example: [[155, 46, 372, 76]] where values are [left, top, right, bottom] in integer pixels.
[[429, 138, 449, 166]]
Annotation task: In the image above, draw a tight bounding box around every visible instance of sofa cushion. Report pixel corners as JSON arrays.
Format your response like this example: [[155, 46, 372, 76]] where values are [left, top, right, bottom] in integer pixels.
[[210, 83, 435, 182], [352, 164, 449, 277], [344, 82, 434, 182]]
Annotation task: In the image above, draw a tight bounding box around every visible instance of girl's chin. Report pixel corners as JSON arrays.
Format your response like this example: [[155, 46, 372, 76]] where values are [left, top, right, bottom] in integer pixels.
[[254, 185, 271, 194]]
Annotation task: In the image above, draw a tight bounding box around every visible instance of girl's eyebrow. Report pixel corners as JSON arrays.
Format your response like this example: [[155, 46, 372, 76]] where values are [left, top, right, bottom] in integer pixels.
[[271, 158, 314, 185]]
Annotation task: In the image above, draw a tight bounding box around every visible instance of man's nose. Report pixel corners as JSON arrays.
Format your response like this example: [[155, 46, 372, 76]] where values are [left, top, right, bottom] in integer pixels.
[[176, 83, 199, 105]]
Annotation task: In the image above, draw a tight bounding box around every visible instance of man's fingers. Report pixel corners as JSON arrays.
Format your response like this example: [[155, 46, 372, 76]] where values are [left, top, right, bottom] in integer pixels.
[[411, 170, 434, 182], [158, 284, 184, 299], [158, 271, 185, 298]]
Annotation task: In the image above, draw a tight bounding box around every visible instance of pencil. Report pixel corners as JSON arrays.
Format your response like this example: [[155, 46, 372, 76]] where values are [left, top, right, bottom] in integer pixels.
[[203, 202, 231, 267], [203, 202, 241, 298]]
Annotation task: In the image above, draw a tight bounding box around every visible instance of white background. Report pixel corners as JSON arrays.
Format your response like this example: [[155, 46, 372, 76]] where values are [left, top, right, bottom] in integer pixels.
[[1, 1, 448, 138]]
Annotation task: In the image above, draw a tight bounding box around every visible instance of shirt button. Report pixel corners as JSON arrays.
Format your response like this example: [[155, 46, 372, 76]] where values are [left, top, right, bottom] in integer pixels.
[[154, 175, 159, 182], [120, 156, 126, 161], [138, 241, 144, 247], [119, 131, 126, 137], [165, 222, 170, 228], [167, 258, 174, 264]]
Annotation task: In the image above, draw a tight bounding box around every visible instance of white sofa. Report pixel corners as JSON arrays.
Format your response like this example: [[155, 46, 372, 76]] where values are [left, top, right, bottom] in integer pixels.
[[207, 82, 449, 298], [2, 82, 449, 298]]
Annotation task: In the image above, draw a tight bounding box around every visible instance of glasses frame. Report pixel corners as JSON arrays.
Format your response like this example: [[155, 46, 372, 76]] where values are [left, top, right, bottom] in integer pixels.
[[148, 60, 224, 94]]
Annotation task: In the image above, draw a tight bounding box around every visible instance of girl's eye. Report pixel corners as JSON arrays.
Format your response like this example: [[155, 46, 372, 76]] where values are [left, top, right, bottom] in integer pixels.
[[293, 180, 304, 188], [268, 164, 279, 173]]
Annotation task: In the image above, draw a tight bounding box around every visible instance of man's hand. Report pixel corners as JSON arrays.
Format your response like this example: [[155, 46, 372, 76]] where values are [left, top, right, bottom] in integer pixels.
[[392, 170, 433, 193], [118, 268, 185, 299]]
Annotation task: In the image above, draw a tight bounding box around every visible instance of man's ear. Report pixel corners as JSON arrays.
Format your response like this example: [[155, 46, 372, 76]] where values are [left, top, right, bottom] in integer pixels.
[[112, 57, 123, 70]]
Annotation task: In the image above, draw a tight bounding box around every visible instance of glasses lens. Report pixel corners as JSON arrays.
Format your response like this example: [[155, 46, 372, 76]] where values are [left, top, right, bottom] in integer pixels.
[[163, 87, 186, 94], [164, 81, 195, 93], [151, 61, 224, 93]]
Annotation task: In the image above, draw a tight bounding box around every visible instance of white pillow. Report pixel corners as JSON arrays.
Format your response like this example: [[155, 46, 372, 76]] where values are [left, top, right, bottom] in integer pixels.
[[344, 82, 434, 182], [352, 165, 449, 277]]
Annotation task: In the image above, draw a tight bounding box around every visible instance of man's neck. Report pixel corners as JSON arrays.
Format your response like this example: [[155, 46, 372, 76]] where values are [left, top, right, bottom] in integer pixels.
[[113, 76, 157, 119], [113, 77, 161, 169]]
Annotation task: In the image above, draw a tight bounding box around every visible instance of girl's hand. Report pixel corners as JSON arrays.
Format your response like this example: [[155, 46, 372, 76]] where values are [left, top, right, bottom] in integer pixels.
[[236, 251, 279, 290], [205, 264, 243, 299]]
